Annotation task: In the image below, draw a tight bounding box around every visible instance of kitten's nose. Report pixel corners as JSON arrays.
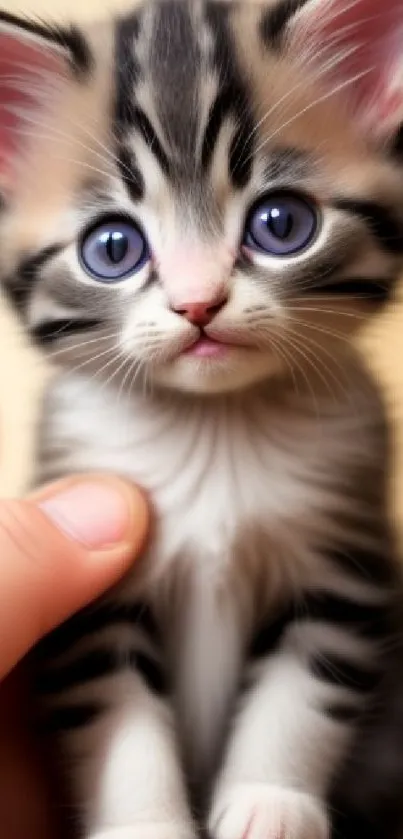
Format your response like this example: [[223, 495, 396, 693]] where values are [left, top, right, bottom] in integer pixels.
[[173, 297, 226, 326]]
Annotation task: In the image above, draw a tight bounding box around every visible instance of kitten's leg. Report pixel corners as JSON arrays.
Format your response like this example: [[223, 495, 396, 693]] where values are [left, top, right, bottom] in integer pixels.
[[209, 586, 389, 839], [36, 600, 194, 839]]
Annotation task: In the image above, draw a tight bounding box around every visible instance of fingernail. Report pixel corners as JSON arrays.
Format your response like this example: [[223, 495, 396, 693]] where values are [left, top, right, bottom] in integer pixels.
[[39, 482, 131, 549]]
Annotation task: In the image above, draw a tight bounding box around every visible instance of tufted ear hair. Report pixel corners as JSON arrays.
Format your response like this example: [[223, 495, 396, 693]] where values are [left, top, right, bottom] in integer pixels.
[[0, 11, 92, 182], [286, 0, 403, 144]]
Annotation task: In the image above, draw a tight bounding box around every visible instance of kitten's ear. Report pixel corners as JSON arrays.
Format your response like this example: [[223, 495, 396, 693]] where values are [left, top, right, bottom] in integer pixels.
[[0, 12, 91, 179], [287, 0, 403, 143]]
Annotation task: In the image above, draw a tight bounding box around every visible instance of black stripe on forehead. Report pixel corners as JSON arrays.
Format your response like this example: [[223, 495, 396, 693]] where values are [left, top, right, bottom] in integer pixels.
[[259, 0, 310, 50], [114, 1, 202, 181], [148, 1, 202, 167], [132, 107, 171, 177], [117, 144, 145, 202], [113, 0, 256, 194], [115, 10, 143, 131], [203, 1, 255, 188]]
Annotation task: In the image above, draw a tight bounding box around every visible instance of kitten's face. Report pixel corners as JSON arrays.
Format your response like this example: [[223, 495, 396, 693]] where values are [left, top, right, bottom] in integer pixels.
[[1, 0, 403, 395]]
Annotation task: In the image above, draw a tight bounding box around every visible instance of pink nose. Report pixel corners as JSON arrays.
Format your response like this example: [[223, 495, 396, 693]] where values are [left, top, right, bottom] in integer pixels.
[[172, 297, 226, 326]]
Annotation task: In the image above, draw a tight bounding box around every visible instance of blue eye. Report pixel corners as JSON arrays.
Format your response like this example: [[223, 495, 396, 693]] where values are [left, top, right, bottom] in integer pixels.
[[80, 218, 149, 281], [245, 192, 318, 256]]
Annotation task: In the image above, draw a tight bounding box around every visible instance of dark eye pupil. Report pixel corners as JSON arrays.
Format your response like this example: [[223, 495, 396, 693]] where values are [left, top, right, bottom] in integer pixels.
[[266, 209, 293, 240], [105, 232, 129, 264]]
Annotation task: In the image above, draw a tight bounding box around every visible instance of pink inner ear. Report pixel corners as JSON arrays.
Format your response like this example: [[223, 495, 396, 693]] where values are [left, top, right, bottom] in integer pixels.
[[292, 0, 403, 134], [0, 33, 64, 175]]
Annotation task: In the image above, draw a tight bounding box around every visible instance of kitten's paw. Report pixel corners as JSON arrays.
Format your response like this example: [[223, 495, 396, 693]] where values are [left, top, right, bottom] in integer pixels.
[[210, 783, 329, 839], [88, 823, 194, 839]]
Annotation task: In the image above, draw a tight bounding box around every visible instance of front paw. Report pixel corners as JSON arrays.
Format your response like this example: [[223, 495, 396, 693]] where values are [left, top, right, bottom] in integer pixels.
[[209, 783, 329, 839]]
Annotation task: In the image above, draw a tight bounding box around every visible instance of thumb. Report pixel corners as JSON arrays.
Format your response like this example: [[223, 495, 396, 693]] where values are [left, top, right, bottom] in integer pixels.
[[0, 475, 148, 679]]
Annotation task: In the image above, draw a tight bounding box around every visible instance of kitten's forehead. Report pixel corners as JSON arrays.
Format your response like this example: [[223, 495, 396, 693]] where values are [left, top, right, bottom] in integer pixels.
[[111, 0, 385, 207], [116, 1, 204, 166], [3, 0, 403, 268], [114, 0, 254, 200], [147, 0, 204, 157]]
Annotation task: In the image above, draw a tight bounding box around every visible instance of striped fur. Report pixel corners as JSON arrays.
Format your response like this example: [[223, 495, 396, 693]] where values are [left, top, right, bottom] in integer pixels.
[[1, 1, 403, 838]]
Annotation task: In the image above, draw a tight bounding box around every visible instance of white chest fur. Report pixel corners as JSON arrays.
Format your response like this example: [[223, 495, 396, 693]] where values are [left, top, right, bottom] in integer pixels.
[[37, 372, 376, 774], [39, 374, 358, 597]]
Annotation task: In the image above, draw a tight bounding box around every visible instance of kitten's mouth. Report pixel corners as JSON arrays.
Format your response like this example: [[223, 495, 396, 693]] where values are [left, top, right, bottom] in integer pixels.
[[182, 333, 229, 358], [182, 329, 252, 359]]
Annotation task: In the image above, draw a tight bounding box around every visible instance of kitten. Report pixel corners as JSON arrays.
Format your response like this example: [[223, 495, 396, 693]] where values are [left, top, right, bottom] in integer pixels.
[[1, 0, 403, 837]]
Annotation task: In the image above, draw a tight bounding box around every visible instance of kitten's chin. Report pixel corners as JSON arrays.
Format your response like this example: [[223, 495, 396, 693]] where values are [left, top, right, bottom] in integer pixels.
[[149, 348, 284, 395]]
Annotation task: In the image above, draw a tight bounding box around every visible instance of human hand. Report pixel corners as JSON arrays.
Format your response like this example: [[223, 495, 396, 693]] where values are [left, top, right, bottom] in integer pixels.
[[0, 475, 149, 839]]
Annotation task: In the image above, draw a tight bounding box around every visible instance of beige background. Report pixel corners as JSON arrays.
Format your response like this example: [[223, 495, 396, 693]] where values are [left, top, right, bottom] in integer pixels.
[[1, 0, 403, 549]]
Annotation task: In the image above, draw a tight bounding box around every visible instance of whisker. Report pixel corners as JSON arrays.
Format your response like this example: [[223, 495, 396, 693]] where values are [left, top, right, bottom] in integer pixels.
[[87, 348, 129, 387], [287, 304, 374, 318], [288, 316, 351, 344], [276, 331, 322, 417], [100, 352, 132, 396], [4, 124, 114, 179], [288, 296, 398, 316], [284, 326, 352, 402], [287, 324, 353, 400], [128, 357, 146, 403], [64, 341, 123, 376], [268, 332, 301, 397], [49, 330, 120, 358], [0, 105, 123, 179], [244, 67, 372, 169], [237, 39, 360, 160]]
